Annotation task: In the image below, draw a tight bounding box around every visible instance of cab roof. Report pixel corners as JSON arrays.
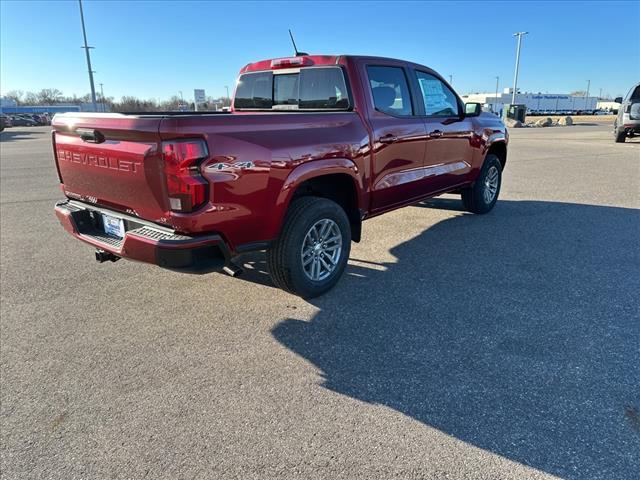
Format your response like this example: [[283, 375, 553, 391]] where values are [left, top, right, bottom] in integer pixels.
[[239, 55, 431, 74]]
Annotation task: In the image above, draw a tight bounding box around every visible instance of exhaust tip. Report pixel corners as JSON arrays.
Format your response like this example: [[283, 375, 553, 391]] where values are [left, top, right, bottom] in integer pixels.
[[223, 262, 243, 277]]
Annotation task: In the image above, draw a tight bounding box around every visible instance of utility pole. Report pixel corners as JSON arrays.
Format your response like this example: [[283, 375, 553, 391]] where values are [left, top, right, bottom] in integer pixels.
[[585, 79, 590, 110], [78, 0, 97, 112], [225, 85, 230, 105], [511, 32, 528, 104], [494, 76, 499, 113], [599, 87, 602, 99], [99, 83, 105, 112]]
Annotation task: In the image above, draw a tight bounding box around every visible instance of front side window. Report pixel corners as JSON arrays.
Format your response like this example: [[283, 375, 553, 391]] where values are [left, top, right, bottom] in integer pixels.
[[367, 66, 413, 116], [234, 67, 350, 110], [415, 71, 460, 117]]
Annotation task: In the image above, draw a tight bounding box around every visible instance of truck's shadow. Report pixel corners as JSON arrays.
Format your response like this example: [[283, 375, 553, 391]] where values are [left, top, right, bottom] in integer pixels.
[[245, 199, 639, 479], [0, 128, 45, 142]]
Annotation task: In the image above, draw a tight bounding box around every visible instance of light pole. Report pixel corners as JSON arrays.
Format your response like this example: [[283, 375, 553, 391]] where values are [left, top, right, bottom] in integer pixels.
[[78, 0, 97, 111], [511, 31, 528, 104], [99, 83, 105, 112], [494, 76, 499, 113], [585, 79, 591, 110], [225, 85, 230, 104]]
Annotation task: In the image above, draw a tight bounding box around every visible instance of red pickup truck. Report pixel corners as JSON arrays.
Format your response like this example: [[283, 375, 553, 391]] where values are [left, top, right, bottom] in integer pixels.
[[53, 54, 507, 297]]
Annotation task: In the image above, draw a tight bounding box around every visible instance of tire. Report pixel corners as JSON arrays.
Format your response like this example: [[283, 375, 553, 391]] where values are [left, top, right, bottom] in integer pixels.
[[461, 154, 502, 214], [267, 196, 351, 298], [614, 123, 626, 143]]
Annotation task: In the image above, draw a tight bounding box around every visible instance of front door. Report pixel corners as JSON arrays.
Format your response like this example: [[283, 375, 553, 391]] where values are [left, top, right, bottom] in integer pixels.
[[413, 70, 474, 193]]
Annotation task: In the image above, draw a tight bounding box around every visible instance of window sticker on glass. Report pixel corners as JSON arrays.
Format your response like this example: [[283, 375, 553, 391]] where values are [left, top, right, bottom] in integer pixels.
[[419, 78, 452, 116], [415, 71, 459, 117]]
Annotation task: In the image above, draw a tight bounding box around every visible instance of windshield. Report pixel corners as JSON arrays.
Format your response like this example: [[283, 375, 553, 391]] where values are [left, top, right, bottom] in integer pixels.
[[234, 67, 351, 111]]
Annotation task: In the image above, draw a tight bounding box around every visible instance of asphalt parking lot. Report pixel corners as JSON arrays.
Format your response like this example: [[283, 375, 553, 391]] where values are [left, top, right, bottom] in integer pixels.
[[1, 123, 639, 480]]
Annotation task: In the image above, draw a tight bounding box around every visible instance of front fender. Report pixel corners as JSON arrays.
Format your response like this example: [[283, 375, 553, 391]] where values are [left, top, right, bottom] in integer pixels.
[[483, 131, 508, 154]]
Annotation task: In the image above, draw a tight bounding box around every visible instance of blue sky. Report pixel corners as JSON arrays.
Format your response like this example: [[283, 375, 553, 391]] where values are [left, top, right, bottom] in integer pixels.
[[1, 0, 639, 101]]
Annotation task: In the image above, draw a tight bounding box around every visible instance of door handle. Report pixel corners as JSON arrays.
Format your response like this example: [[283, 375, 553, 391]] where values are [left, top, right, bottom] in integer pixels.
[[428, 130, 443, 138], [378, 134, 398, 144]]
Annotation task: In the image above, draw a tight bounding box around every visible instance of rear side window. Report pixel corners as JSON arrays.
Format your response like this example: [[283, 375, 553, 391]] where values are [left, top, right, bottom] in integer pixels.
[[234, 67, 350, 110], [414, 71, 459, 117], [367, 66, 413, 116], [299, 68, 349, 109]]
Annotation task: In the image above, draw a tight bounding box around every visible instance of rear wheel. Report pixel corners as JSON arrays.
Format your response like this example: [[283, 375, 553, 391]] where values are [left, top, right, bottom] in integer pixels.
[[267, 196, 351, 298], [614, 123, 626, 143], [461, 154, 502, 214]]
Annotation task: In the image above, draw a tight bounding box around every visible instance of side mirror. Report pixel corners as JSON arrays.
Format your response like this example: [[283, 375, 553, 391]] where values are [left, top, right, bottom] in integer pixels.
[[464, 102, 482, 117], [614, 97, 623, 104]]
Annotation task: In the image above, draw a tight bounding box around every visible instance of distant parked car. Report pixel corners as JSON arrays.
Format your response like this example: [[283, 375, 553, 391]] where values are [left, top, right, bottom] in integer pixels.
[[27, 114, 43, 125], [9, 115, 37, 126], [31, 114, 49, 125], [0, 114, 12, 129], [614, 82, 640, 143]]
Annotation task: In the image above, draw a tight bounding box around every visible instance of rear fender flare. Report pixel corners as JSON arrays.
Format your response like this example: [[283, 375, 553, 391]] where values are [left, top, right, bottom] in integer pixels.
[[267, 158, 364, 240]]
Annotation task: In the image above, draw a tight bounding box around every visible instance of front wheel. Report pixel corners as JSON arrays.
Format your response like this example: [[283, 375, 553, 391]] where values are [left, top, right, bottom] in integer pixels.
[[461, 154, 502, 214], [267, 196, 351, 298]]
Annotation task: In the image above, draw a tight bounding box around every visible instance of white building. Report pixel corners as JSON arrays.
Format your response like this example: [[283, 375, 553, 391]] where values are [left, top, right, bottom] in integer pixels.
[[461, 88, 598, 114], [596, 100, 620, 112]]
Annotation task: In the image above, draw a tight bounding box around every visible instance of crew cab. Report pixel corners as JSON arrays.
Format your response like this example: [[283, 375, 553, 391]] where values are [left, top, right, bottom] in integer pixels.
[[52, 54, 508, 297]]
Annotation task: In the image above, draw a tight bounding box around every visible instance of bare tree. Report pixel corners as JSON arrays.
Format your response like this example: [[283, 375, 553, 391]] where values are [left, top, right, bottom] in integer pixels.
[[37, 88, 63, 104], [113, 96, 159, 112], [4, 90, 24, 105], [8, 87, 204, 112], [23, 92, 39, 105], [158, 95, 182, 111]]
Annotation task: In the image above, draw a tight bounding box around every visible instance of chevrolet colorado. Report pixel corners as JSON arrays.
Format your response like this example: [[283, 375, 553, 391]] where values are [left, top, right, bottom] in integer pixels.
[[53, 54, 508, 297], [614, 82, 640, 143]]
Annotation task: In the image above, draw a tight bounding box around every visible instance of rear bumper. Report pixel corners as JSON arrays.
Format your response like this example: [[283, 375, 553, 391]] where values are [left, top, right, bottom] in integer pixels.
[[54, 200, 231, 273]]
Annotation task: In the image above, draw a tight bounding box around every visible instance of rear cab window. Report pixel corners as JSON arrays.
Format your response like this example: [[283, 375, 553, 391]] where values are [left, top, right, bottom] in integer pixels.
[[234, 67, 350, 111]]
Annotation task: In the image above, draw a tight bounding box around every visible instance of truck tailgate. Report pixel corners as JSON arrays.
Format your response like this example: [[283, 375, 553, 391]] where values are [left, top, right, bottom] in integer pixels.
[[53, 114, 167, 222]]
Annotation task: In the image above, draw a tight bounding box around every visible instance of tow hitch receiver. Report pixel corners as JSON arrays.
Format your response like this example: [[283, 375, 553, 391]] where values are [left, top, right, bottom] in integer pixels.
[[95, 249, 120, 263]]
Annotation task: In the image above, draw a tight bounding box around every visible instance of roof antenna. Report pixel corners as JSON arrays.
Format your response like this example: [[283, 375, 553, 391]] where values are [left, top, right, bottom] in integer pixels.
[[288, 29, 308, 56]]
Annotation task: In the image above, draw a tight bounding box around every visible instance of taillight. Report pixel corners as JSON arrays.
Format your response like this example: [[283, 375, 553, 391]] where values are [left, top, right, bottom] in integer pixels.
[[162, 138, 209, 212]]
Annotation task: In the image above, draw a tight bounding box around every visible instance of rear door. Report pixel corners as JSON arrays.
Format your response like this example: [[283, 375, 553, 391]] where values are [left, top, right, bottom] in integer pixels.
[[53, 114, 166, 222], [364, 64, 429, 211]]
